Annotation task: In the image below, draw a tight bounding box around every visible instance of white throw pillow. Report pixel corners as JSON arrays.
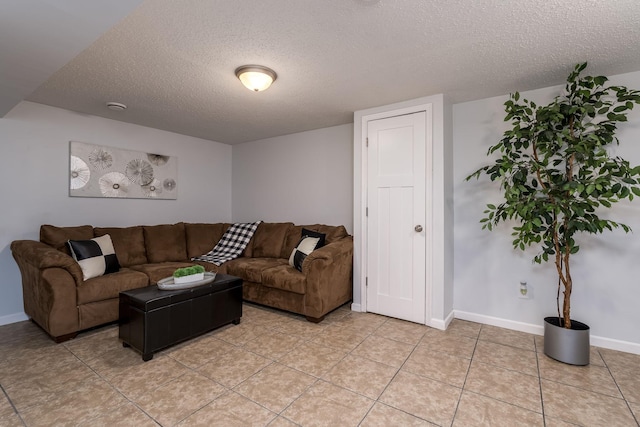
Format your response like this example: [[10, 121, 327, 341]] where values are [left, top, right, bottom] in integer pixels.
[[67, 234, 120, 280], [289, 236, 321, 272]]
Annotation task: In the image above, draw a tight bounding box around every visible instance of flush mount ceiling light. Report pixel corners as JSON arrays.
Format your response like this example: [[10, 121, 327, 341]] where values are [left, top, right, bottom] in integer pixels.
[[235, 65, 277, 92], [106, 102, 127, 111]]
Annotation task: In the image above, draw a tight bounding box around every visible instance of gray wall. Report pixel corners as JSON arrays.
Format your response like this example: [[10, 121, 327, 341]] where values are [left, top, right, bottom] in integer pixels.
[[232, 124, 354, 232], [0, 102, 232, 323]]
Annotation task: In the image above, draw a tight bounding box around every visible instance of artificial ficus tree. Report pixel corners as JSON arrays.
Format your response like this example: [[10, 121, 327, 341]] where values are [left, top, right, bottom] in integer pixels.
[[467, 63, 640, 329]]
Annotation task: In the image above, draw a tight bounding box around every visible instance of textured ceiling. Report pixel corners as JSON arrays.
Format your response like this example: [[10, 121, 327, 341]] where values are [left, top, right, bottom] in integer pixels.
[[0, 0, 142, 116], [15, 0, 640, 144]]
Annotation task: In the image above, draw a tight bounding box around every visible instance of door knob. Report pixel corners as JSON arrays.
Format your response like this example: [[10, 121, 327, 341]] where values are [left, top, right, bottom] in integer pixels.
[[415, 225, 423, 232]]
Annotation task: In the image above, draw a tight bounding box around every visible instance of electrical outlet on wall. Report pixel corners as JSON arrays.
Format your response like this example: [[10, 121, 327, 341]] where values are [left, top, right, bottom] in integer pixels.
[[519, 281, 530, 299]]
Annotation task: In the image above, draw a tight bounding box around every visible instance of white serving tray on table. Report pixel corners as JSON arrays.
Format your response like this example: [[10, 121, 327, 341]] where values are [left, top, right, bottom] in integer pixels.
[[157, 272, 217, 290]]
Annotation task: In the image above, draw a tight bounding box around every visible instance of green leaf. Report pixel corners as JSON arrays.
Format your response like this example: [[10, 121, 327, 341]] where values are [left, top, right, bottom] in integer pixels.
[[594, 75, 607, 86], [620, 187, 630, 198]]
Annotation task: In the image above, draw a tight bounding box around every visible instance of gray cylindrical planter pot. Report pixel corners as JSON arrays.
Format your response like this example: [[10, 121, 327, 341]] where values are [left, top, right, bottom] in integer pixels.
[[544, 317, 590, 365]]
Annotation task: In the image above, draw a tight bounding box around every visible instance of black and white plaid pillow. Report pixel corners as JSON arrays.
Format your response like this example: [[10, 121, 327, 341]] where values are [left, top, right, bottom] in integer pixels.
[[67, 234, 120, 280]]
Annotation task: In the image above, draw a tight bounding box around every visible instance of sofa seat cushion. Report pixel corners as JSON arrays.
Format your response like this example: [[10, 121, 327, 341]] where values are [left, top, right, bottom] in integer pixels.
[[129, 261, 196, 284], [225, 258, 288, 283], [94, 226, 147, 267], [261, 264, 307, 295], [192, 260, 227, 274], [79, 299, 119, 330], [77, 268, 149, 305]]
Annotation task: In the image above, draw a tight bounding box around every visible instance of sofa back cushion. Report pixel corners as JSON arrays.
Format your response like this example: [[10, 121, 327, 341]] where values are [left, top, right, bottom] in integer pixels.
[[94, 226, 147, 267], [246, 222, 293, 258], [143, 223, 188, 262], [185, 223, 229, 258], [281, 224, 349, 259], [40, 224, 94, 255]]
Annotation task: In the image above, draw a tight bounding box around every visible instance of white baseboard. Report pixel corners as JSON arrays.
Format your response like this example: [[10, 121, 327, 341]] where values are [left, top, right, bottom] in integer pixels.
[[428, 310, 455, 331], [350, 303, 362, 312], [453, 310, 640, 355], [454, 310, 544, 336], [444, 309, 455, 328], [590, 335, 640, 355], [0, 312, 28, 326]]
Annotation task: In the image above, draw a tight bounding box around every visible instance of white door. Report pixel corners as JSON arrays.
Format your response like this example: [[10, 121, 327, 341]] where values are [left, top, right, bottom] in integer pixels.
[[366, 112, 426, 323]]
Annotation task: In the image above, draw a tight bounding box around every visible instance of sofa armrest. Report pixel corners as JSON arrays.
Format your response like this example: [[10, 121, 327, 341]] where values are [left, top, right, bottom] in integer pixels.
[[11, 240, 83, 284], [302, 236, 353, 319], [11, 240, 82, 338]]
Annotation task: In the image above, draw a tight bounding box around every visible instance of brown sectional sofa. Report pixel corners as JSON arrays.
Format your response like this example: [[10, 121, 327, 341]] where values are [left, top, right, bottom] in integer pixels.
[[11, 222, 353, 342]]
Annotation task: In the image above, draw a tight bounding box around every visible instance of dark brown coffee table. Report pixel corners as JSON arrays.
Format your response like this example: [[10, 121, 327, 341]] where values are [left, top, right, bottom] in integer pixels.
[[119, 273, 242, 361]]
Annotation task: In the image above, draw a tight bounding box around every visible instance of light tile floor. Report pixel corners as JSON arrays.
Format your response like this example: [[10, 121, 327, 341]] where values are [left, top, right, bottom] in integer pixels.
[[1, 304, 639, 426]]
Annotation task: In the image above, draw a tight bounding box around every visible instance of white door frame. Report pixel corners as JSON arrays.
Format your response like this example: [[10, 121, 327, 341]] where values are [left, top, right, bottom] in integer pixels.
[[353, 94, 451, 329]]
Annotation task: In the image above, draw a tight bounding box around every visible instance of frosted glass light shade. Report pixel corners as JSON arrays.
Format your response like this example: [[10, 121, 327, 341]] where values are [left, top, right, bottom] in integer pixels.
[[235, 65, 277, 92]]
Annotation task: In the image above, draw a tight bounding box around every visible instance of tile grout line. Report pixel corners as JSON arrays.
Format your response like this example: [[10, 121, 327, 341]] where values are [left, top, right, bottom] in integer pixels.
[[598, 348, 640, 426], [166, 353, 238, 427], [75, 345, 166, 427], [176, 317, 325, 424], [448, 323, 482, 426], [348, 319, 484, 425], [181, 311, 329, 420], [455, 327, 550, 422], [0, 382, 27, 426], [252, 313, 418, 425], [236, 308, 413, 425], [354, 323, 409, 426], [533, 333, 548, 427], [276, 313, 389, 425], [68, 327, 242, 426], [356, 326, 435, 426], [217, 315, 327, 419], [36, 342, 163, 427]]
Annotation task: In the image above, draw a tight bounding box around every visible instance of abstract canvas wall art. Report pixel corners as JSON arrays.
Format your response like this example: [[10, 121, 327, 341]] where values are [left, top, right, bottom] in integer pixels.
[[69, 141, 178, 199]]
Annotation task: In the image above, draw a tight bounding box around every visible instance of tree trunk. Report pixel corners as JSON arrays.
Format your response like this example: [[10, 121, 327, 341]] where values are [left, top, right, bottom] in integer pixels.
[[553, 227, 572, 329], [562, 250, 572, 329]]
